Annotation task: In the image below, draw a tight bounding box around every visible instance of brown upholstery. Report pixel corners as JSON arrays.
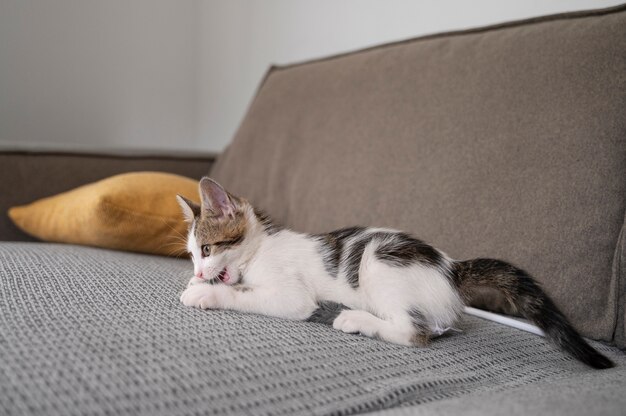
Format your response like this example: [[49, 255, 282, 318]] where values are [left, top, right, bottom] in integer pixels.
[[211, 5, 626, 345]]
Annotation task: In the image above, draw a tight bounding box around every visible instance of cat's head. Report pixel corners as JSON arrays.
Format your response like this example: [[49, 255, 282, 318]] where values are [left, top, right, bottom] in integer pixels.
[[176, 177, 256, 285]]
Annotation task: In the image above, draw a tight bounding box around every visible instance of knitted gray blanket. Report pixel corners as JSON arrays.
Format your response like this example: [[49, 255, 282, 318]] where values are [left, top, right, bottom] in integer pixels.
[[1, 243, 623, 415]]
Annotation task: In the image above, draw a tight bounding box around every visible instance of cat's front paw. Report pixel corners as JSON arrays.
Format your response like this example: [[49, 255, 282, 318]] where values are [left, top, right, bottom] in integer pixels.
[[187, 276, 205, 287], [180, 285, 218, 309], [180, 285, 232, 309]]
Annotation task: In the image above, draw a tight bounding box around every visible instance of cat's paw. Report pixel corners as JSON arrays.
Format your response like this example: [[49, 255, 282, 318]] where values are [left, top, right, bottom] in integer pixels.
[[332, 310, 376, 337], [180, 285, 219, 309], [187, 276, 205, 287], [180, 285, 232, 309]]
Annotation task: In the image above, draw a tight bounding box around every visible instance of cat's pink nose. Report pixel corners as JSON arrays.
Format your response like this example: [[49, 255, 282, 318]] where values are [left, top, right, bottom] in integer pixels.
[[195, 271, 203, 278]]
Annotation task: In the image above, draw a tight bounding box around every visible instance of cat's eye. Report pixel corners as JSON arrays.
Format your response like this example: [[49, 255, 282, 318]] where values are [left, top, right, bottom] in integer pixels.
[[201, 245, 211, 257]]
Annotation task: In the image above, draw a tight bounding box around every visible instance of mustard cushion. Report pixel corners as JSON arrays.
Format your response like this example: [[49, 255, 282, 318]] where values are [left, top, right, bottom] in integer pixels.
[[8, 172, 198, 256]]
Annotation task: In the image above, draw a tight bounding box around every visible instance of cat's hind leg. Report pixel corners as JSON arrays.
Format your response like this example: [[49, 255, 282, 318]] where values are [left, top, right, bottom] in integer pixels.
[[332, 309, 430, 347]]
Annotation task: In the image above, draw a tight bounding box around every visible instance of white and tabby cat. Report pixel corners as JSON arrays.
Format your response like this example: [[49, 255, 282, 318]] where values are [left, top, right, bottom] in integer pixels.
[[177, 177, 613, 369]]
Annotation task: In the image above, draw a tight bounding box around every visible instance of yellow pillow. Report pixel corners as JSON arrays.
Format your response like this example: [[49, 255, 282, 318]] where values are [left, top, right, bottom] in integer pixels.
[[8, 171, 198, 256]]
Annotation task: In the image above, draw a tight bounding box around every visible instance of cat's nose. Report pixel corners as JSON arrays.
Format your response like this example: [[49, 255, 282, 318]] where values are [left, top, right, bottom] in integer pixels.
[[195, 271, 203, 279]]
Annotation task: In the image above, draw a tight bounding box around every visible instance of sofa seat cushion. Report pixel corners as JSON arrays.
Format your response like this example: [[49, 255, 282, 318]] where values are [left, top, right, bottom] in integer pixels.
[[1, 242, 624, 416]]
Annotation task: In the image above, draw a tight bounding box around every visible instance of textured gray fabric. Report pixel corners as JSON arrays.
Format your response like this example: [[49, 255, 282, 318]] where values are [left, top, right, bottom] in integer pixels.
[[369, 369, 626, 416], [1, 242, 624, 415]]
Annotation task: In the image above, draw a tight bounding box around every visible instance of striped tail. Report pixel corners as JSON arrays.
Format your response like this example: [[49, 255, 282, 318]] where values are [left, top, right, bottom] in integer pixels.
[[453, 258, 613, 369]]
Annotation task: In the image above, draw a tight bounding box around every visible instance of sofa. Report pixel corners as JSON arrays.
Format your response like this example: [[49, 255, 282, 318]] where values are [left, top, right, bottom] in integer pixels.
[[1, 4, 625, 415]]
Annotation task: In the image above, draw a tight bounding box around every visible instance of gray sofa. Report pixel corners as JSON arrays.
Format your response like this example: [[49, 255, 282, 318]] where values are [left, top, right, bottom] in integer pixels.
[[2, 4, 625, 415]]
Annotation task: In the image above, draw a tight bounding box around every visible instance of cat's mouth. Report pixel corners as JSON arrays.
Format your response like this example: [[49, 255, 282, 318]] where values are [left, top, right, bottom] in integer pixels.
[[216, 268, 230, 284]]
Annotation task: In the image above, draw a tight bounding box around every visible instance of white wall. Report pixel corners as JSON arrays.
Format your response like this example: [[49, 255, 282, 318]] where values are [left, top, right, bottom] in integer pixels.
[[1, 0, 622, 154], [0, 0, 199, 153]]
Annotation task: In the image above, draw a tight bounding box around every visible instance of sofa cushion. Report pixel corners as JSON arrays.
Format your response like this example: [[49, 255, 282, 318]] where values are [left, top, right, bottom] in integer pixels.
[[210, 5, 626, 345], [0, 150, 215, 242], [8, 172, 199, 256], [0, 242, 624, 415]]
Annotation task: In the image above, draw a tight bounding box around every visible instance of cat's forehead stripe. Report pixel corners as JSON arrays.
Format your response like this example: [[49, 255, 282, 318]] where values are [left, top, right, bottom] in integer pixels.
[[193, 212, 247, 245]]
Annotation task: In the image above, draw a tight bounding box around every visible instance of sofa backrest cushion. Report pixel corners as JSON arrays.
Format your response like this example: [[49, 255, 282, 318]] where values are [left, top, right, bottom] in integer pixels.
[[211, 5, 626, 345]]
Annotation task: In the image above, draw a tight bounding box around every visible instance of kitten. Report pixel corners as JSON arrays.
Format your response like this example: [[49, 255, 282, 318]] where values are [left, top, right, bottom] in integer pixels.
[[177, 177, 613, 369]]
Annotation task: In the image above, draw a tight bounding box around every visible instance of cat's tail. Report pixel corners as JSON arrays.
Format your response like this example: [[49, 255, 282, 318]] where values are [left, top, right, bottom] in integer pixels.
[[452, 258, 614, 369]]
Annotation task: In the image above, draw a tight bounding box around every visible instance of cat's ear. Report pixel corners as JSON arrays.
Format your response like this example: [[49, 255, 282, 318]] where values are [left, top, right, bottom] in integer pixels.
[[176, 195, 200, 223], [199, 177, 239, 218]]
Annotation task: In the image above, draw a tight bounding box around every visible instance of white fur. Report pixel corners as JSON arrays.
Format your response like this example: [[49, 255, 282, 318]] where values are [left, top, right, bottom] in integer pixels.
[[180, 205, 464, 346]]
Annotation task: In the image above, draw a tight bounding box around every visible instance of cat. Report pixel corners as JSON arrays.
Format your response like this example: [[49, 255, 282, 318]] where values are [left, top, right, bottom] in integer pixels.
[[176, 177, 613, 369]]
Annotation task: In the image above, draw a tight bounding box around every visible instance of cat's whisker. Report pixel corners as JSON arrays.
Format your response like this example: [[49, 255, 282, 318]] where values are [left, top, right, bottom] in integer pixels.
[[159, 236, 188, 257], [161, 242, 187, 251], [163, 244, 188, 257], [161, 238, 187, 247], [163, 237, 187, 247], [169, 248, 187, 257], [160, 218, 188, 240]]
